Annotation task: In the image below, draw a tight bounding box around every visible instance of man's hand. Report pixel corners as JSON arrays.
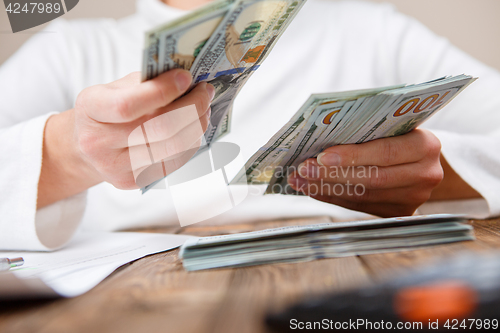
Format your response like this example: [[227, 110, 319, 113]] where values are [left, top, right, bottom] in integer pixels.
[[287, 129, 444, 217], [38, 69, 214, 208]]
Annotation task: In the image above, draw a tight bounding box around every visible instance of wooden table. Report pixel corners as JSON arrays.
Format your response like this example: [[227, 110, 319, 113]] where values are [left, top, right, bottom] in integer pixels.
[[0, 217, 499, 333]]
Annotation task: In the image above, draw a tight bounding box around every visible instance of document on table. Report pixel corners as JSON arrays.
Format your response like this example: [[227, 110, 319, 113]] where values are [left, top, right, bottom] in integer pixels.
[[0, 232, 194, 300]]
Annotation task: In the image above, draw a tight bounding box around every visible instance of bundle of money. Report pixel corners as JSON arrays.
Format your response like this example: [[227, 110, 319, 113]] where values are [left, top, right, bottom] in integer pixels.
[[142, 1, 306, 151], [231, 75, 476, 194], [179, 214, 473, 271], [141, 0, 307, 192]]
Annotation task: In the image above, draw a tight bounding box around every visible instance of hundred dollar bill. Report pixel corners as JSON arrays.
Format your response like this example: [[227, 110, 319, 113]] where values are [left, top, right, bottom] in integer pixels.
[[189, 0, 307, 147], [157, 0, 237, 73], [142, 0, 236, 81]]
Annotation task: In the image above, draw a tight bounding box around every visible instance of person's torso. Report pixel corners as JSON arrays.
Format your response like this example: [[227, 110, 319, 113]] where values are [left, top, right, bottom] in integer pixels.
[[62, 0, 422, 230]]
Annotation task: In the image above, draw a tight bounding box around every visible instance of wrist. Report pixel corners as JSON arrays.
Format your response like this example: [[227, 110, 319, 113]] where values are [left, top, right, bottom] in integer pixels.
[[38, 110, 102, 208], [429, 155, 482, 201]]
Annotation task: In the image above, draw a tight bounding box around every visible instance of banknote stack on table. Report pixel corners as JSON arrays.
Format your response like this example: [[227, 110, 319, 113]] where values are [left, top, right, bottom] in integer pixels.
[[180, 215, 474, 271]]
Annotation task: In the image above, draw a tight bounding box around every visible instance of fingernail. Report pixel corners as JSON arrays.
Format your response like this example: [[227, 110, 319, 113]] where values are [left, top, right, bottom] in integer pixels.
[[298, 162, 319, 180], [288, 174, 308, 190], [318, 152, 341, 166], [175, 71, 192, 91], [206, 84, 216, 101]]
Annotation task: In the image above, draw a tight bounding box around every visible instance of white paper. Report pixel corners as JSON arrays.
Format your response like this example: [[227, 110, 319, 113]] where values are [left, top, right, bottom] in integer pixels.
[[0, 231, 194, 299]]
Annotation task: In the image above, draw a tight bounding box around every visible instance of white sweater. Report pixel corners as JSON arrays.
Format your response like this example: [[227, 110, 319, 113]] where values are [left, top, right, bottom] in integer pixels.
[[1, 0, 499, 251]]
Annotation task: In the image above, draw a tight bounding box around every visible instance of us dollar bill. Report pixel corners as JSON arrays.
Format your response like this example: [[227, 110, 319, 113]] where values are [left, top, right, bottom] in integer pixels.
[[157, 0, 237, 73], [142, 0, 236, 81], [188, 0, 307, 147], [230, 75, 476, 195]]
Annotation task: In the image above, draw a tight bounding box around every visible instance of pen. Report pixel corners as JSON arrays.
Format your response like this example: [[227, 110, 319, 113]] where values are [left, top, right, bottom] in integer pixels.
[[0, 257, 24, 272]]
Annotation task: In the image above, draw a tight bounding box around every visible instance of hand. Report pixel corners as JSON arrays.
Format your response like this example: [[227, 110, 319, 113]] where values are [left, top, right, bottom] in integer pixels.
[[38, 69, 214, 207], [287, 129, 444, 217]]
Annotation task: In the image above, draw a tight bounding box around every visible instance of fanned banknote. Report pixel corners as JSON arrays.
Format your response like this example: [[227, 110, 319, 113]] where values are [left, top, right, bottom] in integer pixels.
[[188, 0, 307, 147], [179, 214, 474, 271], [231, 75, 476, 194], [141, 0, 307, 192], [142, 0, 236, 81]]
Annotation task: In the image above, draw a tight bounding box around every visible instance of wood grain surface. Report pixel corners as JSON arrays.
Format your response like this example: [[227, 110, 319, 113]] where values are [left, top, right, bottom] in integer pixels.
[[0, 217, 498, 333]]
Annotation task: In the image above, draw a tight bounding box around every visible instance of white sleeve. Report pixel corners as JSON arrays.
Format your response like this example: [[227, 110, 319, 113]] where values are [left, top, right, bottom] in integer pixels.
[[418, 130, 500, 219], [0, 20, 86, 251], [376, 5, 500, 218]]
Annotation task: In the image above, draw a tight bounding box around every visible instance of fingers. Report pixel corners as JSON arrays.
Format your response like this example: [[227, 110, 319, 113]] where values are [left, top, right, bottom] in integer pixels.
[[317, 129, 441, 167], [147, 108, 209, 163], [296, 159, 443, 190], [79, 69, 194, 123], [74, 70, 216, 191], [132, 138, 202, 188], [161, 137, 202, 175], [128, 103, 208, 173], [284, 129, 443, 218], [140, 83, 214, 144], [87, 83, 213, 149], [161, 82, 215, 119], [126, 70, 193, 117]]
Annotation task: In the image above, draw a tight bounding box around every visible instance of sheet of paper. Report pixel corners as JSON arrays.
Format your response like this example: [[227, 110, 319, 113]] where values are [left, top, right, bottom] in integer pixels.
[[0, 232, 194, 300]]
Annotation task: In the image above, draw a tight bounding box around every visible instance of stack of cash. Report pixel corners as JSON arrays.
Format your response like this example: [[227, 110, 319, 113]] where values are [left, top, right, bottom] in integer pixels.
[[179, 214, 474, 271], [141, 0, 307, 192], [231, 75, 476, 194]]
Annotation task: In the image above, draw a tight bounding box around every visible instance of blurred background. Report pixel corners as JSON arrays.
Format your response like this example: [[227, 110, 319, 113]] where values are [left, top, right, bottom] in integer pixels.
[[1, 0, 499, 70]]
